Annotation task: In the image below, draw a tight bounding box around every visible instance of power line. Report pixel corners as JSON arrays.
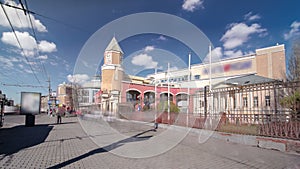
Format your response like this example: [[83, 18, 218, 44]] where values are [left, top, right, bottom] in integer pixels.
[[0, 1, 90, 33], [0, 70, 26, 84], [1, 3, 43, 86], [23, 0, 49, 81], [1, 82, 47, 88]]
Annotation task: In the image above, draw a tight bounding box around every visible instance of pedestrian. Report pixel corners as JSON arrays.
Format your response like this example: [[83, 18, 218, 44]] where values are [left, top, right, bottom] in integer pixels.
[[154, 114, 158, 131], [57, 105, 65, 124]]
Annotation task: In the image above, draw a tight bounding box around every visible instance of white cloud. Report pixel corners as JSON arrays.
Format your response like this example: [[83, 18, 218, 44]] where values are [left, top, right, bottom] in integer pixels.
[[158, 35, 167, 41], [244, 12, 261, 21], [221, 23, 267, 49], [131, 53, 158, 69], [50, 61, 58, 66], [169, 66, 179, 71], [182, 0, 204, 12], [203, 47, 223, 62], [67, 74, 90, 84], [224, 50, 243, 58], [2, 31, 36, 50], [18, 64, 24, 69], [0, 55, 14, 68], [244, 51, 255, 55], [211, 47, 223, 58], [144, 45, 155, 52], [1, 31, 57, 57], [38, 40, 57, 53], [21, 50, 35, 57], [284, 21, 300, 40], [38, 55, 48, 60], [0, 0, 47, 32]]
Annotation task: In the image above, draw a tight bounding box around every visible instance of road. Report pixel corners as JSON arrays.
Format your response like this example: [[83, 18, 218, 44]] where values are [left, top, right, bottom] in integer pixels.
[[0, 114, 299, 169]]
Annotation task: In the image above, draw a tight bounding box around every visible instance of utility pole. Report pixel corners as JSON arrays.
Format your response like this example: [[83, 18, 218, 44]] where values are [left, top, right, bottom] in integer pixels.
[[46, 76, 51, 115]]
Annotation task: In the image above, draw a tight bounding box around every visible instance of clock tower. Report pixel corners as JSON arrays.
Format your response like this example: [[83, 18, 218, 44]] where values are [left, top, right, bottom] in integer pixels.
[[101, 37, 124, 94]]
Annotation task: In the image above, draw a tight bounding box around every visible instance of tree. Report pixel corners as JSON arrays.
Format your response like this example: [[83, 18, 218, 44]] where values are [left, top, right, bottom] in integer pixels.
[[280, 90, 300, 118], [286, 37, 300, 81], [157, 101, 180, 113], [281, 37, 300, 119], [70, 82, 81, 111]]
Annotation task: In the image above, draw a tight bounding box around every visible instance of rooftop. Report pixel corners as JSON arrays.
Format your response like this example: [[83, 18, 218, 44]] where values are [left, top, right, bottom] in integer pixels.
[[105, 37, 124, 54], [225, 74, 278, 86]]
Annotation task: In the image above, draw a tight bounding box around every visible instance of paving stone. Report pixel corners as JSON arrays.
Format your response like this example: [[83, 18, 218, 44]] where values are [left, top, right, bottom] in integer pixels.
[[0, 114, 299, 169]]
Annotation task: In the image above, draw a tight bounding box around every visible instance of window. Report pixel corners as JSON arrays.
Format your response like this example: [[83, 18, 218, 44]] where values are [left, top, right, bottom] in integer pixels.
[[233, 97, 236, 109], [253, 96, 258, 107], [265, 96, 270, 107], [194, 75, 200, 80], [199, 100, 204, 107], [126, 93, 132, 102], [183, 75, 188, 81], [243, 97, 248, 107], [229, 91, 236, 109]]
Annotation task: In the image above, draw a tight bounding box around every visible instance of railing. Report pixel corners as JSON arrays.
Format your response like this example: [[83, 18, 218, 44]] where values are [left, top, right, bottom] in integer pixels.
[[117, 110, 300, 140]]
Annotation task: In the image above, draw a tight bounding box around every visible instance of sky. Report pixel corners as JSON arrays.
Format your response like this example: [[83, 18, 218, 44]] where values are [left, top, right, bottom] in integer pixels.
[[0, 0, 300, 104]]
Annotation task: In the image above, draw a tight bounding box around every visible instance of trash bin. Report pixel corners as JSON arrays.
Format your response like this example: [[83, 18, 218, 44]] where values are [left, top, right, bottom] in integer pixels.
[[25, 114, 35, 127]]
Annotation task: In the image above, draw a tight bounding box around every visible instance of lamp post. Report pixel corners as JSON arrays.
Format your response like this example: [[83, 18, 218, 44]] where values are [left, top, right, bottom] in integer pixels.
[[187, 52, 191, 126], [167, 63, 170, 123]]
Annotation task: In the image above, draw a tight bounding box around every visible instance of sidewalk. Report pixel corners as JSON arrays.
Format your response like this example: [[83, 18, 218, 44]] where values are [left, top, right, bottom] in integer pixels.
[[0, 114, 300, 169], [0, 114, 100, 168]]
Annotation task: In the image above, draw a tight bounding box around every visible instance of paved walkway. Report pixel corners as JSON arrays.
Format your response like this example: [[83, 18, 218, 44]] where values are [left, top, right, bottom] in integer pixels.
[[0, 114, 299, 169]]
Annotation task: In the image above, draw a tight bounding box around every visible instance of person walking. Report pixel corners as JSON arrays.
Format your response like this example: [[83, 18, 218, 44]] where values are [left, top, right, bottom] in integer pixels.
[[154, 113, 158, 131], [57, 105, 65, 124]]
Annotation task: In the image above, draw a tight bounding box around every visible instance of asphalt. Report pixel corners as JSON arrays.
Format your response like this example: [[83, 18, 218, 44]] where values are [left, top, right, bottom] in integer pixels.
[[0, 114, 299, 169]]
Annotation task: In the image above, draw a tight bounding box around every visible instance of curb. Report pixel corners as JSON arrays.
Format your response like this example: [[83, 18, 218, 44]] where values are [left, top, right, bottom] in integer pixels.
[[83, 115, 300, 155], [124, 119, 300, 155]]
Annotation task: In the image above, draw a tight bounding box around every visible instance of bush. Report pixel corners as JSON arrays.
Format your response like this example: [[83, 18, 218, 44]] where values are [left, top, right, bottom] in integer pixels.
[[157, 101, 179, 113], [142, 105, 150, 111]]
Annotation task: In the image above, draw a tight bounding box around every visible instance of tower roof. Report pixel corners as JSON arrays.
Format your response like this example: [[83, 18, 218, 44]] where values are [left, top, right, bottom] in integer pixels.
[[105, 37, 123, 54]]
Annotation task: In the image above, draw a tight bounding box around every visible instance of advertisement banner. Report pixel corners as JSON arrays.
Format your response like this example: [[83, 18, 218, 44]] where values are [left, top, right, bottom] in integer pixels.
[[20, 92, 41, 115]]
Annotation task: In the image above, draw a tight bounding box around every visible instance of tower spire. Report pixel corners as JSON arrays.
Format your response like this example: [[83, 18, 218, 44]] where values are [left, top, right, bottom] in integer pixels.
[[105, 37, 123, 54]]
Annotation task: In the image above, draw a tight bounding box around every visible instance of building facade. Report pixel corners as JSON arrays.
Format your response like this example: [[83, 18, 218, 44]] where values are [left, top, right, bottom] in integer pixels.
[[148, 44, 286, 88], [94, 38, 287, 122], [57, 82, 73, 108]]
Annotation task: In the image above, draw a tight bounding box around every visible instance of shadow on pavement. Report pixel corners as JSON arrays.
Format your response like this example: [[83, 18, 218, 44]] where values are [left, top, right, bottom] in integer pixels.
[[0, 124, 53, 161], [47, 129, 155, 169], [51, 121, 78, 125]]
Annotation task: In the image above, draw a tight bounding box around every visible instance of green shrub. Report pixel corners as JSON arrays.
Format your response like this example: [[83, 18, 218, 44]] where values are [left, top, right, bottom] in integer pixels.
[[142, 105, 150, 111], [157, 101, 179, 113]]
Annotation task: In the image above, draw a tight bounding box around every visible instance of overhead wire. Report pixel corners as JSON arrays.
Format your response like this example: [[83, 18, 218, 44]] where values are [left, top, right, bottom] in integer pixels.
[[0, 69, 26, 84], [1, 82, 47, 88], [23, 0, 49, 83], [0, 1, 92, 92], [1, 3, 43, 87], [14, 5, 23, 26], [0, 1, 90, 34]]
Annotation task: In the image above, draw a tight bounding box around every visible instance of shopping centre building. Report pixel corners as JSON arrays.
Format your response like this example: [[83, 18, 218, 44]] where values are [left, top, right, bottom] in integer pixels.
[[94, 37, 287, 120]]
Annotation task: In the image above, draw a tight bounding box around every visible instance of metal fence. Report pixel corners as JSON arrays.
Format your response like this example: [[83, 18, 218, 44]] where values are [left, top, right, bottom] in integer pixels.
[[116, 81, 300, 140]]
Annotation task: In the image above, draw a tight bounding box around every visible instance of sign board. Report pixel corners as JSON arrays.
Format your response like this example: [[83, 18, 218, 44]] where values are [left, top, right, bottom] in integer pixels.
[[20, 92, 41, 115], [111, 90, 119, 95]]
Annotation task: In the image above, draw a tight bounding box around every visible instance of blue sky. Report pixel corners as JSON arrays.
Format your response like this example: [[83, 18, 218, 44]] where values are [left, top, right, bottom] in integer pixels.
[[0, 0, 300, 103]]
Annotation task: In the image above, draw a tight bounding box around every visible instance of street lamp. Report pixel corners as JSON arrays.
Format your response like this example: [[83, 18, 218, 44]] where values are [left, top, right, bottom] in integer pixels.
[[167, 63, 170, 123]]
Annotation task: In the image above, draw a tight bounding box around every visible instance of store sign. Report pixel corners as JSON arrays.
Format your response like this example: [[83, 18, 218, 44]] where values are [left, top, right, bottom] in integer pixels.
[[202, 61, 252, 75]]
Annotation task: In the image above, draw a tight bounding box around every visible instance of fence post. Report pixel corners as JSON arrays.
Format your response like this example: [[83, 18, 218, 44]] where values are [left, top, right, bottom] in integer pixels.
[[204, 85, 208, 119]]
